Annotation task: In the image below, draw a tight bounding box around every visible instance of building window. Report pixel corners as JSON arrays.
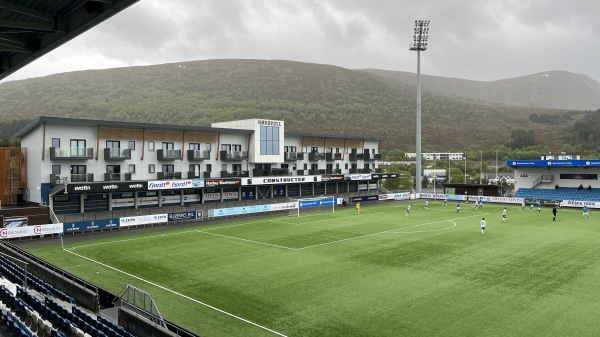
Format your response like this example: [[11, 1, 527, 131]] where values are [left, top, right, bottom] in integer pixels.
[[148, 141, 155, 151], [148, 164, 155, 173], [233, 144, 242, 152], [260, 126, 279, 155], [128, 164, 136, 173], [162, 164, 174, 173], [128, 141, 135, 150], [221, 164, 227, 171], [162, 142, 174, 150], [106, 140, 120, 149], [311, 147, 318, 153], [189, 143, 200, 150], [206, 164, 212, 172], [52, 138, 60, 148]]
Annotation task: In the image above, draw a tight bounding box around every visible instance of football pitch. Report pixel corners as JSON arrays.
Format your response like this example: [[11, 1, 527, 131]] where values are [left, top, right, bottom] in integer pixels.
[[25, 201, 600, 337]]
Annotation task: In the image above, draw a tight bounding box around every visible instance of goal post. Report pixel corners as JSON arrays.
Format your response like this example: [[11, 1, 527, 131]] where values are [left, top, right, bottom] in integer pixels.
[[288, 196, 336, 217]]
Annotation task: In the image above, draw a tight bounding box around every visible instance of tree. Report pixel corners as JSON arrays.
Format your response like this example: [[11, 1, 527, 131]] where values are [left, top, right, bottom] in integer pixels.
[[507, 129, 537, 149]]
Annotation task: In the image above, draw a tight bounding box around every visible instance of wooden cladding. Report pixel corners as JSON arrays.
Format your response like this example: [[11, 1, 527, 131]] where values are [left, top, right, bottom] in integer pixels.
[[302, 137, 362, 149], [98, 127, 144, 140], [98, 127, 218, 143]]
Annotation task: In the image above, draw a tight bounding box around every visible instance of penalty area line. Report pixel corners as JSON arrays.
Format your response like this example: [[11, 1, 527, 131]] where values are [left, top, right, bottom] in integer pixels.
[[62, 248, 290, 337], [194, 230, 297, 250]]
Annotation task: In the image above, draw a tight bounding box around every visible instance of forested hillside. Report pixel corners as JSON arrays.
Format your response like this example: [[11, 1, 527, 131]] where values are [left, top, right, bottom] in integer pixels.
[[0, 59, 596, 151]]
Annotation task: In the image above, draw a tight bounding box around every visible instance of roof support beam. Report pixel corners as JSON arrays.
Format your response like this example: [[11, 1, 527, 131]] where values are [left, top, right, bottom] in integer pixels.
[[0, 1, 55, 22], [0, 20, 54, 32]]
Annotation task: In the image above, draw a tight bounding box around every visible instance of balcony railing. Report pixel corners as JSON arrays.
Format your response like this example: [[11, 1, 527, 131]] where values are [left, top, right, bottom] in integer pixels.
[[308, 169, 326, 175], [325, 169, 342, 174], [104, 148, 131, 161], [252, 168, 291, 177], [220, 150, 248, 161], [220, 170, 249, 178], [325, 153, 342, 161], [308, 152, 325, 161], [358, 168, 372, 174], [374, 154, 382, 160], [50, 147, 93, 160], [349, 153, 365, 161], [284, 152, 304, 161], [296, 170, 305, 176], [70, 173, 94, 183], [50, 174, 70, 186], [157, 149, 182, 161], [157, 172, 182, 179], [187, 150, 210, 161], [104, 173, 132, 181]]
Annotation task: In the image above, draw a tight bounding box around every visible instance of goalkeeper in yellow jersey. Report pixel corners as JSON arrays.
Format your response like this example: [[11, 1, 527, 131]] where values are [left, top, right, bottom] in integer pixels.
[[355, 202, 361, 215]]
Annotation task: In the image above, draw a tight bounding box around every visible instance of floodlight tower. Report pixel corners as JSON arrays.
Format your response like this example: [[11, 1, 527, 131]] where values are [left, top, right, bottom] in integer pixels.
[[410, 20, 429, 194]]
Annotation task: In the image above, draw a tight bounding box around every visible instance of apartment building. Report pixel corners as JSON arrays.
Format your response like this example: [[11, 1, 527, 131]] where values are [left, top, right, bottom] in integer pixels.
[[10, 117, 390, 213]]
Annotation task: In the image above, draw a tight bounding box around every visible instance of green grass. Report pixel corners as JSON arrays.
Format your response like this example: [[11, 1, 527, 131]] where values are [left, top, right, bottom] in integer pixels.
[[25, 202, 600, 337]]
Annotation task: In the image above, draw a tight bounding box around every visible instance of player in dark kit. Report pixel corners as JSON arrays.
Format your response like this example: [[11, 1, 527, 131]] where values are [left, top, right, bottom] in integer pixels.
[[552, 205, 558, 221]]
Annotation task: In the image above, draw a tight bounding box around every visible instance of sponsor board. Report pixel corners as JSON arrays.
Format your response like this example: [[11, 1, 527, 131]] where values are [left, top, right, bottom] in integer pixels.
[[351, 195, 379, 202], [358, 184, 368, 190], [204, 179, 241, 187], [63, 219, 119, 233], [508, 160, 600, 167], [378, 192, 411, 201], [204, 192, 221, 201], [148, 180, 195, 190], [368, 183, 378, 190], [298, 198, 335, 209], [562, 200, 600, 208], [1, 223, 63, 239], [371, 173, 399, 179], [420, 193, 447, 200], [119, 214, 168, 227], [209, 204, 271, 218], [67, 181, 148, 194], [168, 211, 197, 221], [345, 174, 372, 181], [243, 175, 321, 186], [321, 175, 344, 182]]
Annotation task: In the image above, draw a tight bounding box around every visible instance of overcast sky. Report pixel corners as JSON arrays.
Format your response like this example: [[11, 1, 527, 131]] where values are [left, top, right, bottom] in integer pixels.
[[6, 0, 600, 83]]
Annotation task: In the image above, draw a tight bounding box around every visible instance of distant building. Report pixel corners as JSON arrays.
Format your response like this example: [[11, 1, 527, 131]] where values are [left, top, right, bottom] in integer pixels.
[[405, 152, 465, 160]]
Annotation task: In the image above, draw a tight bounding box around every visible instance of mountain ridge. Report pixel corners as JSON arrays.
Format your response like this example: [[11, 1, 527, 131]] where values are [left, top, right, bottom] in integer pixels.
[[1, 59, 598, 151]]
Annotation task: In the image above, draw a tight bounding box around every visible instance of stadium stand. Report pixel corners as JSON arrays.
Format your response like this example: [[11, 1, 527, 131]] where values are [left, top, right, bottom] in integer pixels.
[[514, 187, 600, 202], [1, 253, 139, 337]]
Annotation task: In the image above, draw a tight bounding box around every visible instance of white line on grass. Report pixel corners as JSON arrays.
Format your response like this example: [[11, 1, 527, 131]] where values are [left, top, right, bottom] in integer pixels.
[[63, 249, 290, 337], [266, 212, 386, 226], [295, 213, 488, 250], [67, 230, 198, 250], [194, 230, 297, 250]]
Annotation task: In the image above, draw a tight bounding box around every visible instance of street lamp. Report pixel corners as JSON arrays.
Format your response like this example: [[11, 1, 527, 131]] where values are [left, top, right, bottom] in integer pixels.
[[410, 20, 429, 195]]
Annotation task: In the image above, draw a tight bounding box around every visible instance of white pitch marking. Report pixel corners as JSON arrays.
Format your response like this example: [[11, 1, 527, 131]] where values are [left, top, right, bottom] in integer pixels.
[[63, 249, 290, 337], [194, 230, 297, 250]]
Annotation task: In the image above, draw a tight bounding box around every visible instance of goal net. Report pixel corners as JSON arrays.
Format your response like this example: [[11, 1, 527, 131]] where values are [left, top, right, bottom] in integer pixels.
[[288, 196, 336, 217]]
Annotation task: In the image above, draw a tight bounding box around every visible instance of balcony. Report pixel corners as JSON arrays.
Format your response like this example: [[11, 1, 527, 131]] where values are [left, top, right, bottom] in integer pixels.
[[70, 173, 94, 183], [363, 153, 372, 161], [308, 169, 325, 175], [220, 170, 249, 178], [325, 153, 342, 161], [308, 152, 325, 161], [284, 152, 304, 161], [104, 148, 131, 161], [157, 149, 182, 161], [358, 168, 372, 174], [50, 174, 69, 186], [375, 168, 383, 173], [157, 172, 182, 179], [374, 154, 382, 161], [104, 173, 132, 181], [220, 150, 248, 161], [349, 153, 364, 161], [349, 168, 358, 174], [187, 150, 210, 161], [50, 147, 93, 160], [296, 170, 305, 176], [325, 169, 342, 174], [253, 168, 291, 177]]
